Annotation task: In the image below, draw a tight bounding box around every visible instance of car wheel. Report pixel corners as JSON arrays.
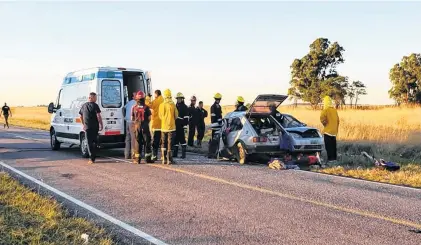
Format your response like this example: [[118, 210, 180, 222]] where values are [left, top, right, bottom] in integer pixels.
[[50, 128, 61, 151], [235, 142, 247, 165], [80, 133, 90, 158]]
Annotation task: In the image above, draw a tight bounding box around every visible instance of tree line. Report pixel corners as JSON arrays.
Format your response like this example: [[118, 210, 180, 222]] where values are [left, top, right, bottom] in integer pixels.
[[287, 37, 420, 108]]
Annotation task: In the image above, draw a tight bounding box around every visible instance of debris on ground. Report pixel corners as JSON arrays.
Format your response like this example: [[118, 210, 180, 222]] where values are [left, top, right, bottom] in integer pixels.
[[268, 158, 300, 170], [361, 151, 400, 171]]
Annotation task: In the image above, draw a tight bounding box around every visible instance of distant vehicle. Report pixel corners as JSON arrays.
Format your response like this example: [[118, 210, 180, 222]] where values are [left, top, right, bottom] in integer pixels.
[[47, 67, 152, 157], [211, 94, 324, 164]]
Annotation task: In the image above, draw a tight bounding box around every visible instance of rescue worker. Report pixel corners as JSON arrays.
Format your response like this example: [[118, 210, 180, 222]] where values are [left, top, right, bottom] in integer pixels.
[[320, 96, 340, 163], [131, 91, 153, 164], [146, 90, 164, 161], [195, 101, 208, 147], [269, 103, 284, 125], [123, 92, 137, 159], [187, 95, 199, 147], [174, 92, 189, 158], [159, 89, 178, 164], [234, 96, 247, 112], [210, 93, 223, 139]]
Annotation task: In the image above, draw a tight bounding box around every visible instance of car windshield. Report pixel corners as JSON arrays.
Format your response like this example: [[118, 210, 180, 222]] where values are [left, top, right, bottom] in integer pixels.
[[281, 114, 306, 128]]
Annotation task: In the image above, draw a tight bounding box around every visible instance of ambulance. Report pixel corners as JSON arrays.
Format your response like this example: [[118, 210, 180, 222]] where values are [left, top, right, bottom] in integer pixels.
[[47, 67, 152, 157]]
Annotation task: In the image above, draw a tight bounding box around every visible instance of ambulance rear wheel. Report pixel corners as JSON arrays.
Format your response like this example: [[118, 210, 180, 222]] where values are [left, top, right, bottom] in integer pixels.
[[80, 133, 90, 158], [50, 128, 61, 151]]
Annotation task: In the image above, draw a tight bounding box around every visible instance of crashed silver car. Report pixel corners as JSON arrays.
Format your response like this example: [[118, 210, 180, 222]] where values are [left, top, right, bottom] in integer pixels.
[[211, 94, 324, 164]]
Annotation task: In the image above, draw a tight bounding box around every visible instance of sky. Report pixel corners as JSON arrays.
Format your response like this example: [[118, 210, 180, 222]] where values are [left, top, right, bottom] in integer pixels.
[[1, 1, 421, 106]]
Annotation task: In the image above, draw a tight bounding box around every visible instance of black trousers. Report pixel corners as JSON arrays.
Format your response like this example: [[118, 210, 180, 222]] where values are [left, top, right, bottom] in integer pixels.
[[3, 114, 9, 128], [85, 129, 99, 161], [152, 130, 161, 151], [324, 134, 337, 161], [174, 124, 186, 147], [132, 123, 152, 161], [197, 123, 205, 141], [188, 123, 197, 146]]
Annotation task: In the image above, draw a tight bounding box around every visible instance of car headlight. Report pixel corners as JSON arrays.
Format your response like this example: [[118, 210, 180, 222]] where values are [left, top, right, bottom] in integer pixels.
[[290, 133, 302, 139]]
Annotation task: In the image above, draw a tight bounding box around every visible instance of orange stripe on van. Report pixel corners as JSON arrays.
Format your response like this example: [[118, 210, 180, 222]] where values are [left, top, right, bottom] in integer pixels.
[[75, 118, 82, 123], [105, 131, 120, 136]]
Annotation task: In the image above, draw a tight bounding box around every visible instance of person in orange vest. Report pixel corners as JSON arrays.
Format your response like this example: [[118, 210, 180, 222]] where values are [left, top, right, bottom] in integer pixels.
[[159, 89, 178, 164], [131, 91, 153, 164]]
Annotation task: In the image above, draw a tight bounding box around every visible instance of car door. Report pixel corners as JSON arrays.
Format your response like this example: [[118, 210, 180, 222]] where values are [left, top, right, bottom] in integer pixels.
[[226, 117, 243, 148]]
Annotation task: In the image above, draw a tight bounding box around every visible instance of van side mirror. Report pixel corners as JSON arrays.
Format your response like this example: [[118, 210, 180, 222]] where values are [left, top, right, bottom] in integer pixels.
[[48, 102, 55, 114]]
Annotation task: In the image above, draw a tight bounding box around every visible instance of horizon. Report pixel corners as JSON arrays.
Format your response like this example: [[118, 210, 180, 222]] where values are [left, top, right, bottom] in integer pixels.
[[2, 1, 421, 107]]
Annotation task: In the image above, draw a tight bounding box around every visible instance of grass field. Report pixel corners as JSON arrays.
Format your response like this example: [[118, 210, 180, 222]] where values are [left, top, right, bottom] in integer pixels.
[[0, 172, 114, 245], [5, 105, 421, 187]]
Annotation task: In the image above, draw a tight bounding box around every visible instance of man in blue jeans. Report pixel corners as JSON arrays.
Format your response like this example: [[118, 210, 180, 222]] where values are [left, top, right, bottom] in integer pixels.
[[123, 92, 137, 159]]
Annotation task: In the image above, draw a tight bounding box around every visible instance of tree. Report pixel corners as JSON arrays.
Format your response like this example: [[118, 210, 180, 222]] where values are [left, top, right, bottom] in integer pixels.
[[389, 53, 421, 105], [347, 80, 367, 108], [288, 38, 346, 109]]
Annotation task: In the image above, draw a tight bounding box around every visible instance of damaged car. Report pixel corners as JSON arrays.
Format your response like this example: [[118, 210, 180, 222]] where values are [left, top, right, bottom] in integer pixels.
[[210, 94, 324, 164]]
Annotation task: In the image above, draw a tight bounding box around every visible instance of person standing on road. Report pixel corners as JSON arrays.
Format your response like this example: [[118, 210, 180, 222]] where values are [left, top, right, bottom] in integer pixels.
[[79, 93, 103, 164], [196, 101, 208, 147], [187, 95, 199, 147], [320, 96, 340, 163], [131, 91, 153, 164], [1, 103, 12, 129], [174, 92, 189, 159], [210, 93, 223, 139], [146, 90, 164, 161], [159, 89, 178, 164], [234, 96, 247, 112], [123, 92, 137, 159]]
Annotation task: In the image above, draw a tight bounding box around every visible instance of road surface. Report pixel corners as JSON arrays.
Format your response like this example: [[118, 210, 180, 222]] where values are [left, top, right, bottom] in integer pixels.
[[1, 127, 421, 245]]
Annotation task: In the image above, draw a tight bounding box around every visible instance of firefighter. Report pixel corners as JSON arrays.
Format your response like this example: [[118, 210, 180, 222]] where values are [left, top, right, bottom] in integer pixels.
[[146, 90, 164, 161], [196, 101, 208, 147], [234, 96, 247, 112], [210, 93, 223, 139], [131, 91, 153, 164], [187, 95, 199, 147], [159, 89, 178, 164], [174, 92, 189, 158]]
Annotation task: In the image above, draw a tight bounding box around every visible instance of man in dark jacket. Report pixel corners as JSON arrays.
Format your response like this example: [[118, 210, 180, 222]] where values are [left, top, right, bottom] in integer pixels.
[[196, 101, 208, 147], [234, 96, 248, 112], [187, 95, 199, 147], [210, 93, 222, 139], [174, 92, 189, 158]]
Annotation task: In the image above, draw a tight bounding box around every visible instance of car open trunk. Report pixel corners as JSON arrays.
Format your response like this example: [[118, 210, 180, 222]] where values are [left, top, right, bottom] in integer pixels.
[[248, 114, 282, 143]]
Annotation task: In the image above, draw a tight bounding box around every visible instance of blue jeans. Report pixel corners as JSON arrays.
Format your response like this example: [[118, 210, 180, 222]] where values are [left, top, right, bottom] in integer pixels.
[[125, 122, 133, 158]]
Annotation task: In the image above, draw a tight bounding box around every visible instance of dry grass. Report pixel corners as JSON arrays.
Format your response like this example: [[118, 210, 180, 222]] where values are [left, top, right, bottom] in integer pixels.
[[7, 107, 51, 130], [319, 164, 421, 188], [0, 172, 114, 245]]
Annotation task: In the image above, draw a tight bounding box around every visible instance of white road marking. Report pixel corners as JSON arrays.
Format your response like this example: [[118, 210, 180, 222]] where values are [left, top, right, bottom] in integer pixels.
[[0, 161, 168, 245]]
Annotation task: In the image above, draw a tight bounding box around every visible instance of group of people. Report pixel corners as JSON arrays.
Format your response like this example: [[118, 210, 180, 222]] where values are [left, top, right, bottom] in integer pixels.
[[123, 89, 214, 165]]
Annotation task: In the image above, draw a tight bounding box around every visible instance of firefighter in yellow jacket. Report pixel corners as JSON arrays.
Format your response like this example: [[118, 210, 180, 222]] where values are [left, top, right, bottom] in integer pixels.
[[320, 96, 340, 163], [159, 89, 178, 164], [146, 90, 164, 161]]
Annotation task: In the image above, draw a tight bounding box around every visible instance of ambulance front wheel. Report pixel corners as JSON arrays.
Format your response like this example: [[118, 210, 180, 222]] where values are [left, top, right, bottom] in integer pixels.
[[50, 128, 61, 151]]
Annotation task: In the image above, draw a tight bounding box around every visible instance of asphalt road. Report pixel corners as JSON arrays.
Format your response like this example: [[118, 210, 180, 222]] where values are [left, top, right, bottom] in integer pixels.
[[1, 127, 421, 245]]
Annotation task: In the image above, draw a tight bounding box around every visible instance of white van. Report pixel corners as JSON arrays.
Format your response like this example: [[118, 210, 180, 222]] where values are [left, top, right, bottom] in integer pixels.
[[47, 66, 152, 157]]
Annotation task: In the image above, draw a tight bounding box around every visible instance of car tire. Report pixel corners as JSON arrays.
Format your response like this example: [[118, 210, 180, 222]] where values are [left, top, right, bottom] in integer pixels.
[[50, 128, 61, 151], [235, 142, 247, 165], [80, 133, 90, 158]]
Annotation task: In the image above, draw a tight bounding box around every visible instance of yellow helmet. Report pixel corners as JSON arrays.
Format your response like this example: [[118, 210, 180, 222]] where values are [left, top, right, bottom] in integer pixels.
[[176, 92, 184, 98], [237, 96, 245, 103], [163, 89, 172, 98], [214, 93, 222, 99]]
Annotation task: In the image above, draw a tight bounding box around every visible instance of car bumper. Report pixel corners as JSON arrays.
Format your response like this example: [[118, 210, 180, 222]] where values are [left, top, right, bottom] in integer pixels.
[[98, 134, 125, 148], [245, 145, 284, 154]]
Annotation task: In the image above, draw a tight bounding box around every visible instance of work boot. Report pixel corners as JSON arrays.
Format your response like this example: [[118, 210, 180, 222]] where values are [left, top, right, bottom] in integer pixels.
[[173, 145, 178, 158], [152, 148, 158, 161], [181, 145, 186, 159], [197, 140, 202, 148], [161, 149, 167, 164], [146, 154, 154, 163], [167, 150, 176, 165], [133, 158, 141, 164]]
